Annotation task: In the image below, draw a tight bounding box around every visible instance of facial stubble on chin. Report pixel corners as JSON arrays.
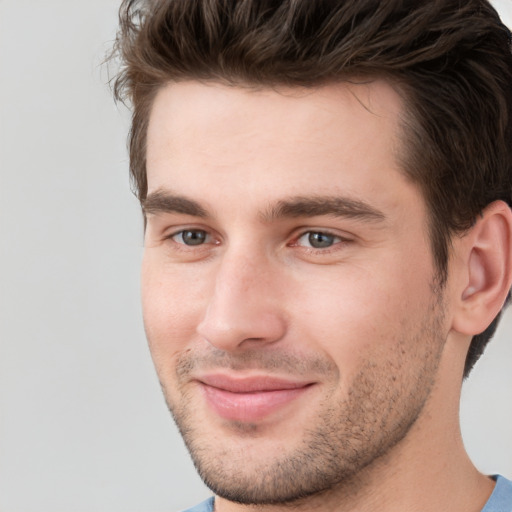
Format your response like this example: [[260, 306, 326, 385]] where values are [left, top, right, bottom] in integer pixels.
[[157, 296, 446, 506]]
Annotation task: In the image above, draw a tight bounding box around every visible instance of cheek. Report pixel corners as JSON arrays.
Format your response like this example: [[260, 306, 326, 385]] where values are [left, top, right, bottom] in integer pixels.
[[288, 257, 435, 376], [141, 252, 209, 362]]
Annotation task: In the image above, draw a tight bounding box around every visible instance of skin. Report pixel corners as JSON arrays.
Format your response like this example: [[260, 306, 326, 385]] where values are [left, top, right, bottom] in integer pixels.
[[142, 80, 500, 512]]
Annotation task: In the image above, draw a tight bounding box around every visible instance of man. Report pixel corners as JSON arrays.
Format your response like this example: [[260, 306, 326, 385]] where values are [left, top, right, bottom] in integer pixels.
[[112, 0, 512, 510]]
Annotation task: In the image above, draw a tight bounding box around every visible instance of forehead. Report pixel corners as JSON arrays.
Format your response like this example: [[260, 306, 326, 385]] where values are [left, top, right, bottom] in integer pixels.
[[147, 79, 404, 162], [145, 79, 413, 218]]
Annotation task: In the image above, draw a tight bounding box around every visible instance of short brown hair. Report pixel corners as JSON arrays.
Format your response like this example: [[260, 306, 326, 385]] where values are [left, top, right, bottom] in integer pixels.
[[112, 0, 512, 377]]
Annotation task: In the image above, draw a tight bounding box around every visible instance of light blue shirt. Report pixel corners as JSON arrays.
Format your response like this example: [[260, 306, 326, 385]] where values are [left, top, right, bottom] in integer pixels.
[[182, 497, 214, 512], [183, 475, 512, 512], [482, 475, 512, 512]]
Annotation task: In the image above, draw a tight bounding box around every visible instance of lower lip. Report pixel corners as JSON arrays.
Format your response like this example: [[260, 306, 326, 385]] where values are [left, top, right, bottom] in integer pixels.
[[201, 384, 311, 423]]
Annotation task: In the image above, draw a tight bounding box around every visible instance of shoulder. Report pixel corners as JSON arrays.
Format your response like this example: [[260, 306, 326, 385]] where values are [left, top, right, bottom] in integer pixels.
[[481, 475, 512, 512], [180, 497, 215, 512]]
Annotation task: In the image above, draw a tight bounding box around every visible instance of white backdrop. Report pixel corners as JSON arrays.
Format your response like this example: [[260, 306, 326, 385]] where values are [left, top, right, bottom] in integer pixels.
[[0, 1, 511, 511]]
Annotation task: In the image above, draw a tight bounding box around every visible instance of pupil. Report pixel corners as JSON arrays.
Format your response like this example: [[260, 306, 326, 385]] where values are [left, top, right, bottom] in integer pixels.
[[308, 232, 334, 248], [183, 230, 206, 245]]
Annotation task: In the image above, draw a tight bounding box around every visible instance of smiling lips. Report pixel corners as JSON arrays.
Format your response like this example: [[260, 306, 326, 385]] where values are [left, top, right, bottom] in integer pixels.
[[198, 374, 314, 423]]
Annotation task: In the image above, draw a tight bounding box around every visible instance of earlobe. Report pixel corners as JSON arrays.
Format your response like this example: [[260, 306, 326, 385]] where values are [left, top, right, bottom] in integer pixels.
[[453, 200, 512, 335]]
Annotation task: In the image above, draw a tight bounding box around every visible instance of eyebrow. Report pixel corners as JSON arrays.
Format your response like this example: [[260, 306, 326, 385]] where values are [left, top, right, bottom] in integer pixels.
[[143, 189, 386, 224], [143, 189, 209, 217], [262, 196, 386, 223]]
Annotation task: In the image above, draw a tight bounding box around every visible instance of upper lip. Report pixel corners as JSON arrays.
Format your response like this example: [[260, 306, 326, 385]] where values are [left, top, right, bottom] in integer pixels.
[[197, 374, 314, 393]]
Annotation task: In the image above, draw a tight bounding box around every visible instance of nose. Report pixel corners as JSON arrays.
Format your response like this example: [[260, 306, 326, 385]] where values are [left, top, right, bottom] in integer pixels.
[[196, 250, 287, 351]]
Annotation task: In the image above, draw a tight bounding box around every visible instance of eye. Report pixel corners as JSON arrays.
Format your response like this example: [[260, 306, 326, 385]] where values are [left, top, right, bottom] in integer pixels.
[[296, 231, 342, 249], [172, 229, 209, 246]]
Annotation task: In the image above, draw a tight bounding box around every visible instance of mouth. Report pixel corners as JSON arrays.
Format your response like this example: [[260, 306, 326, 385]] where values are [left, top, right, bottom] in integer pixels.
[[196, 374, 315, 423]]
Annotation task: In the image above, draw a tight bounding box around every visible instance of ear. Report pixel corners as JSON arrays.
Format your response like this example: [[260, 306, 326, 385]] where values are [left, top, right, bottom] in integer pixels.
[[452, 200, 512, 336]]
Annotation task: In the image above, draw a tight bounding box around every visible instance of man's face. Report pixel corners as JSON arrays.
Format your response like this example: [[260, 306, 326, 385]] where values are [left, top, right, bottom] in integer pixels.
[[142, 81, 449, 504]]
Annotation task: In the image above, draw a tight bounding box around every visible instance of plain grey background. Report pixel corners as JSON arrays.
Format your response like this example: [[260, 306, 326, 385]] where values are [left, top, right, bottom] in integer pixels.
[[0, 1, 511, 511]]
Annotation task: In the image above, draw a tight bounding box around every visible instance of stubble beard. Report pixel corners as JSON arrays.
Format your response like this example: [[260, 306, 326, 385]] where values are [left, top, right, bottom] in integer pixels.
[[159, 295, 446, 506]]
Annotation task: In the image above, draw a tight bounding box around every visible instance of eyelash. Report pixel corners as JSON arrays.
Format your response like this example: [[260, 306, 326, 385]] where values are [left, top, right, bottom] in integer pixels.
[[292, 230, 347, 250], [170, 229, 212, 245], [165, 229, 218, 254], [165, 227, 351, 255]]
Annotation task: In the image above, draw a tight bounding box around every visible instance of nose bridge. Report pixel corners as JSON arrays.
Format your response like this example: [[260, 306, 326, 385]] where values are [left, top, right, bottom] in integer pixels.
[[197, 243, 286, 350], [217, 247, 262, 298]]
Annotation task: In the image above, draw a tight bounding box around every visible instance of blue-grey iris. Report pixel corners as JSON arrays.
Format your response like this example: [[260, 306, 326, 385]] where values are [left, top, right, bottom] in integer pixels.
[[308, 232, 335, 248], [182, 230, 207, 245]]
